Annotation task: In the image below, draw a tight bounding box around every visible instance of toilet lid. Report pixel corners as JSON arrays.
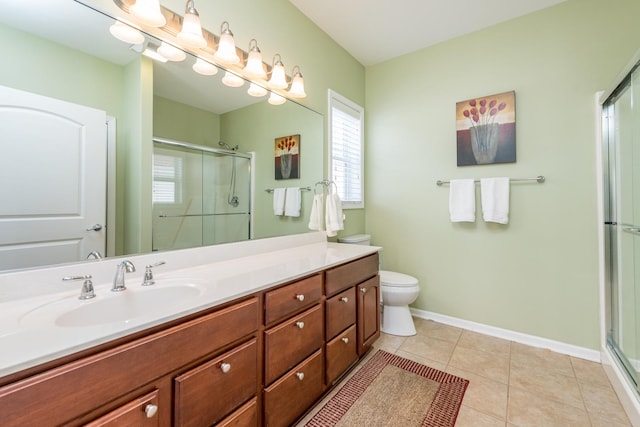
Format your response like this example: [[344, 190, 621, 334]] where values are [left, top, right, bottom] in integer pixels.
[[379, 270, 418, 287]]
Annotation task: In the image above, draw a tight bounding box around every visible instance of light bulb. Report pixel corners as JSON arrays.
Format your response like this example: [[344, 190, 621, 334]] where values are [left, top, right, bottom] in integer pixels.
[[177, 0, 207, 49], [129, 0, 166, 27], [158, 42, 186, 62], [222, 71, 244, 87], [213, 22, 240, 64], [268, 54, 287, 90], [288, 66, 306, 98], [268, 92, 286, 105], [192, 58, 218, 75], [243, 39, 267, 80], [248, 83, 267, 97], [109, 20, 145, 44]]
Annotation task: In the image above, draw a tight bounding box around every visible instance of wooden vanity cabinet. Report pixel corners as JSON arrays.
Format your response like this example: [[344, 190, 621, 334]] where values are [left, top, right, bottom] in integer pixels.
[[84, 390, 161, 427], [357, 275, 380, 356]]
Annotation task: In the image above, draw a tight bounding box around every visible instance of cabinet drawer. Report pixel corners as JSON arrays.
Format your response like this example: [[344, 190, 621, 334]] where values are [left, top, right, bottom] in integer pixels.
[[264, 274, 322, 325], [264, 305, 323, 385], [174, 339, 257, 427], [215, 398, 257, 427], [326, 325, 357, 385], [85, 389, 160, 427], [326, 287, 356, 340], [264, 349, 323, 427], [325, 253, 378, 296], [0, 298, 258, 427]]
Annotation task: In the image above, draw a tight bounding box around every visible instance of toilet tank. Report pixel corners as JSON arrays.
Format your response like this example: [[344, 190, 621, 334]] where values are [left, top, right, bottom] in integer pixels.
[[337, 234, 371, 245]]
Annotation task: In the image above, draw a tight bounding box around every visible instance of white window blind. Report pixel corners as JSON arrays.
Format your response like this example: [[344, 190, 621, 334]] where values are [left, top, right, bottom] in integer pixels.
[[152, 154, 183, 204], [329, 90, 364, 208]]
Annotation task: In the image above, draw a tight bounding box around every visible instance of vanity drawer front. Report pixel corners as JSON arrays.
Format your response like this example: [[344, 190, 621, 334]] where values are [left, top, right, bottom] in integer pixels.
[[85, 389, 160, 426], [174, 339, 257, 427], [326, 286, 356, 340], [325, 253, 379, 296], [264, 274, 322, 325], [215, 397, 258, 427], [264, 304, 323, 385], [326, 325, 357, 385], [264, 349, 323, 427], [0, 298, 258, 427]]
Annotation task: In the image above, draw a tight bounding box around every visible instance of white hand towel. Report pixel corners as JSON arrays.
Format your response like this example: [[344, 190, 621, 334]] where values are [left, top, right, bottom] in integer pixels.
[[325, 192, 344, 237], [273, 188, 285, 216], [449, 179, 476, 222], [308, 194, 324, 231], [481, 177, 510, 224], [284, 187, 301, 217]]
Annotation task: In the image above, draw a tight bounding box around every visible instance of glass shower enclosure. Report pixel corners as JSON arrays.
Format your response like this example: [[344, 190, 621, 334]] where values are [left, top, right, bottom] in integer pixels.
[[152, 138, 252, 251], [602, 58, 640, 394]]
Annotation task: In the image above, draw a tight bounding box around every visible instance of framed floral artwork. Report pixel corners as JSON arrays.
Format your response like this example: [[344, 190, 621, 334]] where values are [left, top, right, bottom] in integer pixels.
[[456, 90, 516, 166], [275, 134, 300, 179]]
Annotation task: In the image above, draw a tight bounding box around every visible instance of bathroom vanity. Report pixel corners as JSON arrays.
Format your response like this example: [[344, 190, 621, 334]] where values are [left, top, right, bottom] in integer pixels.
[[0, 232, 380, 426]]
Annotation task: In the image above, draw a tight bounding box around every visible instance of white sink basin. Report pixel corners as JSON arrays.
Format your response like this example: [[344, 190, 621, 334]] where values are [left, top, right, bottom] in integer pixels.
[[19, 283, 205, 328]]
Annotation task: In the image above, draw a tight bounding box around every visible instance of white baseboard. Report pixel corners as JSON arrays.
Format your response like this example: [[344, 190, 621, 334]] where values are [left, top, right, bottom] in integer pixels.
[[410, 308, 601, 362]]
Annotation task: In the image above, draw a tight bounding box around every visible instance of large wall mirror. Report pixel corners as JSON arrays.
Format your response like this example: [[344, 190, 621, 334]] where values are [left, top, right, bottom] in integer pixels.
[[0, 0, 324, 272]]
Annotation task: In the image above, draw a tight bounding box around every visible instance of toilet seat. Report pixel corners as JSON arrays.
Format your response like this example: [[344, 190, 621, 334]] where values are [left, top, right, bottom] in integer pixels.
[[379, 270, 418, 288]]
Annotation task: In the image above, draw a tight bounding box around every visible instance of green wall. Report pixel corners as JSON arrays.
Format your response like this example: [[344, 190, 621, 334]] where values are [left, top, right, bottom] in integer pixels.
[[364, 0, 640, 349], [154, 96, 221, 147]]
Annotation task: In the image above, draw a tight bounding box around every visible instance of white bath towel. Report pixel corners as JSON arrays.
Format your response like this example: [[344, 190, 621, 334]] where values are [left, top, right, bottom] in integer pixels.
[[325, 191, 344, 237], [273, 188, 285, 216], [481, 177, 510, 224], [449, 179, 476, 222], [308, 194, 324, 231], [284, 187, 301, 217]]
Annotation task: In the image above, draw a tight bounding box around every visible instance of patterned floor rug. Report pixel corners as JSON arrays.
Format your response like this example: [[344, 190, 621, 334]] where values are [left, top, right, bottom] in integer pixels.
[[304, 350, 469, 426]]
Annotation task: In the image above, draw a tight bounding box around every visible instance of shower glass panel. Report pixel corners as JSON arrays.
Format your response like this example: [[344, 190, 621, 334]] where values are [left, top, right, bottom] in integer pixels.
[[603, 61, 640, 393], [152, 141, 251, 251]]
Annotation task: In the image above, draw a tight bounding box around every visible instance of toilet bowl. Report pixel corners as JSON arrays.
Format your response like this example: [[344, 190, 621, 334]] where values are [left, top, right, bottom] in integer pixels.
[[337, 234, 420, 337]]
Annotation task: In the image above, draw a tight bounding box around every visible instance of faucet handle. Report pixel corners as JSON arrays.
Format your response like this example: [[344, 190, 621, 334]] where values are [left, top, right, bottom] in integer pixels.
[[63, 274, 95, 300], [142, 261, 166, 286]]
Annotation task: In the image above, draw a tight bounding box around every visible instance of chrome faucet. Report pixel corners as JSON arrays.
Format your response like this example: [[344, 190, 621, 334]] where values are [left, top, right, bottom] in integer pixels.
[[112, 260, 135, 292], [86, 251, 103, 260]]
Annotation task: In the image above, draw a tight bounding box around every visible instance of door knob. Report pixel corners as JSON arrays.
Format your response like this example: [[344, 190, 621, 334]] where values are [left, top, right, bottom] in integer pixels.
[[144, 404, 158, 418], [86, 224, 103, 231]]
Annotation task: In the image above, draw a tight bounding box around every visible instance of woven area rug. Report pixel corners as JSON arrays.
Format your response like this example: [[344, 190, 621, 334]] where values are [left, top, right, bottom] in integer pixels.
[[305, 350, 469, 427]]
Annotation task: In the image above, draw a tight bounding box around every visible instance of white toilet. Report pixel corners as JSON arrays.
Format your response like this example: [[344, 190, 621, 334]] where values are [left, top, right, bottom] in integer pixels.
[[337, 234, 420, 336]]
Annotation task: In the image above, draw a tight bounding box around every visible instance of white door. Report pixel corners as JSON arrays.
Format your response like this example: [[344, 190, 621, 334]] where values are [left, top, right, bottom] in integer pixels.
[[0, 85, 107, 270]]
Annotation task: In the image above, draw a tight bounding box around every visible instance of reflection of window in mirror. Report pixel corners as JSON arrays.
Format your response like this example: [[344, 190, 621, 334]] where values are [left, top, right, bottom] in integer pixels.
[[153, 154, 183, 204], [329, 90, 364, 209]]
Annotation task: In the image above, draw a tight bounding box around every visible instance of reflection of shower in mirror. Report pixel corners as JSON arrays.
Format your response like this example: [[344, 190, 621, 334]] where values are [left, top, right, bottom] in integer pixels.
[[219, 141, 240, 207]]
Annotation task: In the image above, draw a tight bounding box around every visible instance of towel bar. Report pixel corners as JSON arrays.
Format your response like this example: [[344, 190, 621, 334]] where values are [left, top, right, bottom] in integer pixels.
[[436, 176, 545, 186], [265, 186, 312, 193]]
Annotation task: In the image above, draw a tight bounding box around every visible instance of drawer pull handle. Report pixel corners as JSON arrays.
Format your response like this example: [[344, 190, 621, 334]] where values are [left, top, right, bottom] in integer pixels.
[[342, 337, 349, 344], [296, 294, 305, 302], [360, 287, 367, 294], [296, 321, 305, 329], [144, 404, 158, 418], [296, 372, 305, 381], [340, 297, 349, 303], [220, 362, 231, 373]]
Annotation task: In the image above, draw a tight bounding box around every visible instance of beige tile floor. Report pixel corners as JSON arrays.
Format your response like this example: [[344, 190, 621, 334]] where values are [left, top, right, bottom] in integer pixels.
[[300, 317, 634, 427]]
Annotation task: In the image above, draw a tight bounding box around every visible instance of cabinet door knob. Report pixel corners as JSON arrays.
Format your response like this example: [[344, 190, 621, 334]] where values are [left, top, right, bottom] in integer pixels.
[[296, 372, 305, 381], [340, 297, 349, 303], [220, 362, 231, 373], [296, 321, 305, 329], [342, 337, 349, 344], [360, 287, 367, 294], [296, 294, 305, 301], [144, 404, 158, 418]]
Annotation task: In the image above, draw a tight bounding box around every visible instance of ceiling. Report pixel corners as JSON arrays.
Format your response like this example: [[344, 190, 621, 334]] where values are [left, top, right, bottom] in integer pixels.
[[289, 0, 567, 66]]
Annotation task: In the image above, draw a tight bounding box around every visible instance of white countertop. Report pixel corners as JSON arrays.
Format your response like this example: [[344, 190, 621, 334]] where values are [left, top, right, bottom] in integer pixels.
[[0, 232, 379, 378]]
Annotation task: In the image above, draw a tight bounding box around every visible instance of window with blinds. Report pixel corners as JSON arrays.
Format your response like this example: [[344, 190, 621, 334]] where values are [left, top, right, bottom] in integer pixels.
[[329, 90, 364, 208], [152, 154, 183, 204]]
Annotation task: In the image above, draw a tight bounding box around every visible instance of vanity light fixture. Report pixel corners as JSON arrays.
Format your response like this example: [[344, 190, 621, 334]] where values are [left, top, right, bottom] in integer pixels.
[[142, 45, 168, 62], [109, 20, 145, 44], [158, 41, 186, 61], [248, 82, 268, 97], [243, 39, 267, 80], [268, 54, 288, 90], [192, 57, 218, 75], [268, 92, 286, 105], [222, 70, 245, 87], [129, 0, 166, 27], [176, 0, 207, 49], [213, 21, 240, 65], [287, 66, 306, 98]]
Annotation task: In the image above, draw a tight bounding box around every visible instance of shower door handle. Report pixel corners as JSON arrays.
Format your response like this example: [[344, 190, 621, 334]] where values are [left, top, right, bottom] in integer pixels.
[[623, 227, 640, 236]]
